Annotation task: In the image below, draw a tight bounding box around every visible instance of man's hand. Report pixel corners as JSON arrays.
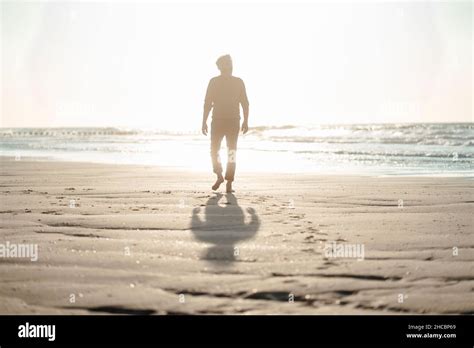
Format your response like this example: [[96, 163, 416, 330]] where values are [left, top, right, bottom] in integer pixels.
[[202, 122, 208, 136], [241, 121, 249, 134]]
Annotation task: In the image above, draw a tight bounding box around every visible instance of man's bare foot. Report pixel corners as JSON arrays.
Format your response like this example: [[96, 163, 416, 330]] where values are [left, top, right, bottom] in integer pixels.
[[226, 181, 234, 193], [212, 176, 224, 191]]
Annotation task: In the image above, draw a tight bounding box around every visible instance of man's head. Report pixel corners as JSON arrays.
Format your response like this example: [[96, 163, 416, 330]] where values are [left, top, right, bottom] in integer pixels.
[[216, 54, 233, 76]]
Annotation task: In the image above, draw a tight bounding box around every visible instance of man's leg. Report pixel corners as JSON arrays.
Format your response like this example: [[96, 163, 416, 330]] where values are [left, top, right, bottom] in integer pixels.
[[224, 120, 240, 192], [210, 121, 225, 190]]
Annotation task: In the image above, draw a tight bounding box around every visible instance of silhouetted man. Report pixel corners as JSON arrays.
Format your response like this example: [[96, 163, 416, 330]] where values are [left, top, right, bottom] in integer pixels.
[[202, 54, 249, 193]]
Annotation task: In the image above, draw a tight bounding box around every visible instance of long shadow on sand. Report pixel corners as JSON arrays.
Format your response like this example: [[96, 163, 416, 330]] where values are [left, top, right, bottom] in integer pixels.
[[190, 193, 260, 266]]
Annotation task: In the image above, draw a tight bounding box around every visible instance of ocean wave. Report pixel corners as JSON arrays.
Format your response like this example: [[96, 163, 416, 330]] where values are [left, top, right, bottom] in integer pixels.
[[0, 127, 199, 138], [246, 123, 474, 147], [241, 146, 473, 159], [0, 127, 138, 137], [2, 125, 472, 145], [258, 136, 473, 147], [1, 124, 472, 174]]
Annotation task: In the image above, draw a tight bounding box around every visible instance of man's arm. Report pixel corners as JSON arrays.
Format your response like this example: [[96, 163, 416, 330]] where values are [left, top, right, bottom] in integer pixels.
[[202, 105, 211, 136], [240, 80, 249, 134], [202, 80, 213, 136]]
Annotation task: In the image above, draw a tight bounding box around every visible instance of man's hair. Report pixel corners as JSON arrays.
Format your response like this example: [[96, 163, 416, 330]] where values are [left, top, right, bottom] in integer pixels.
[[216, 54, 232, 70]]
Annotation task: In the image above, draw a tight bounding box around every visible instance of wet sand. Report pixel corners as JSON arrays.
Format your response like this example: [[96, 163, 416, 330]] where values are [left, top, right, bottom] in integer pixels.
[[0, 157, 473, 314]]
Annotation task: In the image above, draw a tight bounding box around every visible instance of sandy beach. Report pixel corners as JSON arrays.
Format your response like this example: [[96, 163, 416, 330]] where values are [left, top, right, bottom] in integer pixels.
[[0, 157, 472, 314]]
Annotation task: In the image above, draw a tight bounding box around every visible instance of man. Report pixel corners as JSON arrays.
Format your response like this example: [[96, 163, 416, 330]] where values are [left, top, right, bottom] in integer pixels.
[[202, 54, 249, 193]]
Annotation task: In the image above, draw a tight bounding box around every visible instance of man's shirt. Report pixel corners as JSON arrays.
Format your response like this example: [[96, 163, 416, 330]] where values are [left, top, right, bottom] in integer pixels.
[[204, 75, 249, 120]]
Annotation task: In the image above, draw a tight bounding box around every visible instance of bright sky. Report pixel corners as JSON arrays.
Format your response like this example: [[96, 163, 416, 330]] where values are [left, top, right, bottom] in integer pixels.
[[1, 0, 472, 130]]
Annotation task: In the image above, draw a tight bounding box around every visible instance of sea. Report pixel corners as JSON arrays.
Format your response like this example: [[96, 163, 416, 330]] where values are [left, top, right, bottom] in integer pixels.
[[1, 123, 473, 177]]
